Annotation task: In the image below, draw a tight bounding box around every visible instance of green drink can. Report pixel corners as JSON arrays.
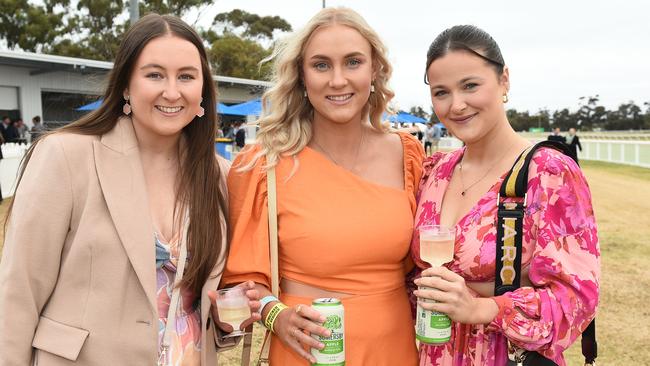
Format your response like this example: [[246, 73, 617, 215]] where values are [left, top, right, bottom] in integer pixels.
[[415, 286, 451, 344], [311, 298, 345, 366]]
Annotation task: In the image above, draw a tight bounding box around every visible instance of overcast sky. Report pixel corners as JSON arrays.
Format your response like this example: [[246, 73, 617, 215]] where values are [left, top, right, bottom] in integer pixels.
[[189, 0, 650, 114]]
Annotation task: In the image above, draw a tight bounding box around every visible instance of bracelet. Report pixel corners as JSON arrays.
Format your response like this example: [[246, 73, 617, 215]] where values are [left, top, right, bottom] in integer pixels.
[[259, 295, 279, 314], [264, 302, 288, 333]]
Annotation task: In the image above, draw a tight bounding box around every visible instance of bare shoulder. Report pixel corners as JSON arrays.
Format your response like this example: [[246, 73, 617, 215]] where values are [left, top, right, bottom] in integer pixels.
[[365, 127, 404, 165], [368, 127, 403, 150]]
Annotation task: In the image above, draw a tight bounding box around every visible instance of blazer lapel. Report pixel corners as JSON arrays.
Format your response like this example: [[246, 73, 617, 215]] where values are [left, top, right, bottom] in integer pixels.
[[94, 118, 157, 313]]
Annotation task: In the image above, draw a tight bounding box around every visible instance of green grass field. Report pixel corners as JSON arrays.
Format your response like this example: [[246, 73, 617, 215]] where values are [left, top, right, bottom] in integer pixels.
[[1, 160, 648, 365]]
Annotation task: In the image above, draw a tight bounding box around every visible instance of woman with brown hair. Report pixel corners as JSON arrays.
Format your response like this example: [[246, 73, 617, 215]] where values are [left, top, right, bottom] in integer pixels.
[[0, 14, 259, 365], [411, 25, 599, 366]]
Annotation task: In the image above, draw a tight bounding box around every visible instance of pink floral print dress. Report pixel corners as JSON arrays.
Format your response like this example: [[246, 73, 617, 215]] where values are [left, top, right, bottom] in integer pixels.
[[156, 234, 202, 366], [411, 147, 600, 366]]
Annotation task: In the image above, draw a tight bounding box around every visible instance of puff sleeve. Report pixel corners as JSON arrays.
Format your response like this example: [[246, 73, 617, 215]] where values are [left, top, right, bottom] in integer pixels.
[[487, 149, 600, 361], [221, 145, 272, 289]]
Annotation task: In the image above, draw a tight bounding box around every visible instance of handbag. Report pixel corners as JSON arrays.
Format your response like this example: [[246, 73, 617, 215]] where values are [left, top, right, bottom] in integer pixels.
[[241, 165, 279, 366], [496, 141, 597, 366]]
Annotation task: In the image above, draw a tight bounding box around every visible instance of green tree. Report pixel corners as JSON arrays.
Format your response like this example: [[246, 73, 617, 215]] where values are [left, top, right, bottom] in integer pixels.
[[551, 108, 578, 130], [0, 0, 67, 52], [577, 95, 607, 130], [210, 34, 273, 80], [605, 101, 644, 130], [205, 9, 292, 80], [408, 106, 430, 120], [1, 1, 290, 71]]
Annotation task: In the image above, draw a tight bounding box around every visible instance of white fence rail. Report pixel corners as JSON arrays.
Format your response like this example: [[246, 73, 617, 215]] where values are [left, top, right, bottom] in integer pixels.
[[2, 137, 650, 197], [521, 137, 650, 168], [1, 143, 30, 197], [438, 137, 650, 169], [439, 137, 650, 168]]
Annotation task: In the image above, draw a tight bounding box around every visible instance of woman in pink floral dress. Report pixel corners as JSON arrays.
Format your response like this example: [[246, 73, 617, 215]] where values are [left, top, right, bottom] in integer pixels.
[[411, 25, 600, 366]]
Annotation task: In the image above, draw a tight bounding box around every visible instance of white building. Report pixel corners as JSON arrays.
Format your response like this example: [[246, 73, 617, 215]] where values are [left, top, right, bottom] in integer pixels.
[[0, 49, 271, 129]]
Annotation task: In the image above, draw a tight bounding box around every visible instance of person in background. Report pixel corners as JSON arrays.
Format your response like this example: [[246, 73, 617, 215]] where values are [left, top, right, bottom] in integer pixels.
[[30, 115, 46, 142], [0, 124, 3, 200], [547, 126, 566, 144], [1, 116, 19, 143], [234, 122, 246, 151], [222, 7, 422, 365], [14, 119, 27, 144], [0, 14, 259, 365], [567, 127, 583, 164], [0, 116, 5, 162], [412, 24, 599, 365], [424, 122, 435, 155]]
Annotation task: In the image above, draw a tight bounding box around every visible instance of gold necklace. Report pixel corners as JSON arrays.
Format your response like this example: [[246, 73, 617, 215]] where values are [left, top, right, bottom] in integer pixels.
[[312, 128, 365, 171], [458, 142, 517, 197]]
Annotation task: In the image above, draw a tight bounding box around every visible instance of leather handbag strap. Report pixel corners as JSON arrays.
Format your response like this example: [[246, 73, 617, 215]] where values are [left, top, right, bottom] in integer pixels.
[[241, 165, 279, 366], [267, 166, 279, 297]]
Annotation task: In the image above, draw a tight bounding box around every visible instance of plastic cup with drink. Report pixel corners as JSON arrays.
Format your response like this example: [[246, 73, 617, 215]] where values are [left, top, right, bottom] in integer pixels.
[[416, 225, 455, 344]]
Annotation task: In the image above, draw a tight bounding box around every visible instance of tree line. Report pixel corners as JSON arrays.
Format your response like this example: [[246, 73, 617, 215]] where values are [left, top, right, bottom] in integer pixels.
[[3, 1, 647, 130], [0, 0, 291, 80], [409, 96, 650, 131]]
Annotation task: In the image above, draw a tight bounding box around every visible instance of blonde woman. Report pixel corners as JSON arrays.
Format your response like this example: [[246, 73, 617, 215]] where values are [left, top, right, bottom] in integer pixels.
[[222, 7, 422, 366]]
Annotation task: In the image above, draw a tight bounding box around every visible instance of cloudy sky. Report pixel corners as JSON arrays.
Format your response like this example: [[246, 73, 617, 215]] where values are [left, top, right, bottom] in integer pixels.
[[190, 0, 649, 114]]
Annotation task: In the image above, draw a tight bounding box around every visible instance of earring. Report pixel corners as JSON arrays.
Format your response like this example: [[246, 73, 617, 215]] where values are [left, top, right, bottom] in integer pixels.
[[123, 96, 131, 115], [502, 93, 509, 103], [370, 84, 375, 93], [303, 90, 307, 97], [197, 98, 204, 117]]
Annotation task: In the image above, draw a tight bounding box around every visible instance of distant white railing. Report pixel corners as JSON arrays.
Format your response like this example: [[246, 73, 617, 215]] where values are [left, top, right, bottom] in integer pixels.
[[2, 137, 650, 198], [1, 143, 30, 197], [577, 139, 650, 168], [439, 137, 650, 169]]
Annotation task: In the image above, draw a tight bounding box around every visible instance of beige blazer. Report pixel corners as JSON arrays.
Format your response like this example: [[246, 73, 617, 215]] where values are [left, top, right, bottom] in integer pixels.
[[0, 118, 234, 365]]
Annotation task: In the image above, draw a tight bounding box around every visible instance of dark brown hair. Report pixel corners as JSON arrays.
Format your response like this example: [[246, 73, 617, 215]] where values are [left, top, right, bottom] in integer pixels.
[[424, 25, 505, 84], [6, 13, 226, 295]]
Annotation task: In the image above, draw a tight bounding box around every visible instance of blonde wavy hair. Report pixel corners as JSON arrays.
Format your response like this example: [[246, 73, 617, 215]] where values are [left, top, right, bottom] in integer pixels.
[[240, 7, 394, 171]]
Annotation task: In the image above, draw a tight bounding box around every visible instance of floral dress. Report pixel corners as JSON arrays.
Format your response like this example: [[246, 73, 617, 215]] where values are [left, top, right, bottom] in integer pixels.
[[410, 147, 600, 366], [156, 234, 202, 366]]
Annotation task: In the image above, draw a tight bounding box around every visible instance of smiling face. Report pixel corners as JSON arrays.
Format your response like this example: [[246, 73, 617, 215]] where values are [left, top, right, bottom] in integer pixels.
[[125, 34, 203, 140], [302, 24, 374, 126], [426, 50, 509, 144]]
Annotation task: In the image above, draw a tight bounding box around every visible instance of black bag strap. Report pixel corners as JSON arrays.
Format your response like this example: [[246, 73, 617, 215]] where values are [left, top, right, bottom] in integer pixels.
[[495, 140, 597, 365]]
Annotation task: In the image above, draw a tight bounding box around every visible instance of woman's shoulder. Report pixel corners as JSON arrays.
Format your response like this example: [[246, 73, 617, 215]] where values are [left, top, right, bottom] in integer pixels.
[[421, 148, 461, 180], [34, 132, 97, 160], [394, 131, 425, 162], [227, 143, 268, 186], [529, 146, 580, 177]]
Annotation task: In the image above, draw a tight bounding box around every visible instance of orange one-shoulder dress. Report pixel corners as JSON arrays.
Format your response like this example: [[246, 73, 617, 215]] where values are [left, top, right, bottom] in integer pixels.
[[222, 133, 423, 365]]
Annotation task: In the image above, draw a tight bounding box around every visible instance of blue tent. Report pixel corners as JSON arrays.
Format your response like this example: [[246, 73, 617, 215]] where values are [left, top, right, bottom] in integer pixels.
[[383, 111, 427, 124], [216, 103, 235, 114], [223, 98, 262, 116], [76, 99, 234, 114], [76, 99, 103, 111]]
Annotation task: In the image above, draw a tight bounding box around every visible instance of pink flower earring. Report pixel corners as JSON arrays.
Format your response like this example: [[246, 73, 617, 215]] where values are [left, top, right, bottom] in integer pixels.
[[197, 98, 205, 118], [123, 95, 131, 115]]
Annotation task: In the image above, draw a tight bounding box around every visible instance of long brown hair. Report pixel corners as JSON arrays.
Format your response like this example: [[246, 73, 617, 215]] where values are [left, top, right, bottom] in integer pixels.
[[5, 14, 226, 295]]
